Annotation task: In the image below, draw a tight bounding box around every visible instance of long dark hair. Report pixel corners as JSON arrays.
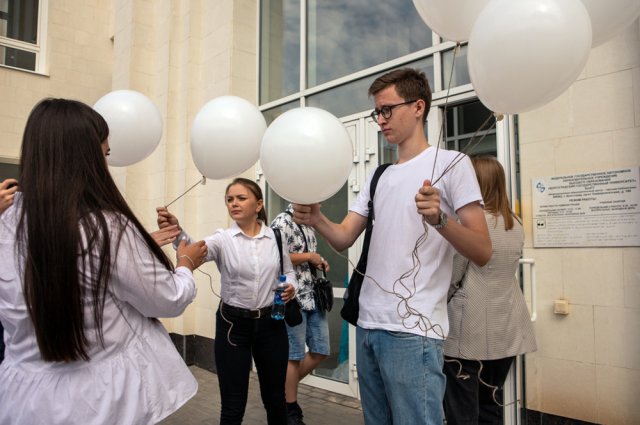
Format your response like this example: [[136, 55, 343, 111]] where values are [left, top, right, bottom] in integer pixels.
[[225, 177, 267, 223], [471, 156, 518, 231], [16, 98, 173, 362]]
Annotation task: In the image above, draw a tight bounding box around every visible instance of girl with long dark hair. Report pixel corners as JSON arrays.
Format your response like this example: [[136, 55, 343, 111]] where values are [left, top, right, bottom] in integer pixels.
[[0, 98, 208, 424]]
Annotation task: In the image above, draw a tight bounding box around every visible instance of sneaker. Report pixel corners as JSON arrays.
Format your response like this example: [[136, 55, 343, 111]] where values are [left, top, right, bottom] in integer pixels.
[[286, 406, 306, 425]]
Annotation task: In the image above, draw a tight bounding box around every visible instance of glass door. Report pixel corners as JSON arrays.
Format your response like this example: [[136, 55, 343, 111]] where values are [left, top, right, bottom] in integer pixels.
[[298, 116, 384, 398]]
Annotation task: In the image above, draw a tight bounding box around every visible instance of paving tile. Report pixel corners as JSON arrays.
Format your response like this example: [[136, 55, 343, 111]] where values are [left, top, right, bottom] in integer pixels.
[[159, 366, 364, 425]]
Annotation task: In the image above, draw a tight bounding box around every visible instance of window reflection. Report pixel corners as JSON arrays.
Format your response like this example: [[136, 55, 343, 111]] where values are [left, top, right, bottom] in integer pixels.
[[307, 0, 432, 87], [442, 45, 470, 89], [0, 0, 39, 44], [445, 101, 496, 157], [0, 45, 35, 70], [261, 101, 299, 125], [307, 57, 434, 118], [260, 0, 300, 103]]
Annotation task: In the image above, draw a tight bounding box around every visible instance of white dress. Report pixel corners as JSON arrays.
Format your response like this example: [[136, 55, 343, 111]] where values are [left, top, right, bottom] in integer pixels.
[[0, 195, 198, 425]]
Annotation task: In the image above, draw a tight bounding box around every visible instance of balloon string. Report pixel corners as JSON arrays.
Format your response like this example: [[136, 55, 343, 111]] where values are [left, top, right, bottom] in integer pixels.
[[164, 176, 206, 208], [431, 42, 460, 182]]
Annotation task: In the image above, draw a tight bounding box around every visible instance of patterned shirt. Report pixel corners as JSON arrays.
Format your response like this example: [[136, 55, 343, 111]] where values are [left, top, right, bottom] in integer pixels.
[[271, 205, 319, 311]]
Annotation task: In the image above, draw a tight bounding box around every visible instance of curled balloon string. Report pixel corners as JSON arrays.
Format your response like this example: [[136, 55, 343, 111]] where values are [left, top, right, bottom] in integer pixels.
[[322, 230, 446, 339], [164, 176, 207, 208], [199, 270, 236, 346], [195, 268, 237, 346]]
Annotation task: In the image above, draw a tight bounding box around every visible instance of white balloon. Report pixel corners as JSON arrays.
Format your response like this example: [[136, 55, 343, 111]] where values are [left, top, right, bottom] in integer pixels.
[[260, 107, 353, 204], [190, 96, 266, 180], [412, 0, 491, 42], [94, 90, 163, 166], [468, 0, 592, 114], [581, 0, 640, 47]]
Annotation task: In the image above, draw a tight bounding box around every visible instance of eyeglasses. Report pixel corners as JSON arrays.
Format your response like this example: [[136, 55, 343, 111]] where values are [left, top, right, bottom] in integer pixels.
[[370, 99, 418, 121]]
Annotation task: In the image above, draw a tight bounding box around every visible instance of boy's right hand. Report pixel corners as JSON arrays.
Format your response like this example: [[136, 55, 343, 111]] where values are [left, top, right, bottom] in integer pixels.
[[291, 203, 321, 227]]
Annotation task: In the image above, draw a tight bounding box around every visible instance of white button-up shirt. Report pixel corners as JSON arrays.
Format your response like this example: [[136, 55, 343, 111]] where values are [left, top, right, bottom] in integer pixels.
[[0, 194, 198, 425], [178, 221, 297, 310]]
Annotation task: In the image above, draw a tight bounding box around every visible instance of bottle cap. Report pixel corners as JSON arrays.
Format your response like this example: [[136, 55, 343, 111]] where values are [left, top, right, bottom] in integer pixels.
[[279, 274, 286, 282]]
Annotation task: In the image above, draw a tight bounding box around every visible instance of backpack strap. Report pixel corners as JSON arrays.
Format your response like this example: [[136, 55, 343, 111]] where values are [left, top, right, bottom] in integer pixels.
[[272, 227, 284, 276], [284, 210, 308, 252], [359, 163, 392, 269], [284, 210, 316, 277], [368, 163, 393, 225]]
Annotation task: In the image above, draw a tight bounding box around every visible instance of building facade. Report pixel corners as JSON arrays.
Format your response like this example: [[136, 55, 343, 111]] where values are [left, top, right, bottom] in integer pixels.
[[0, 1, 638, 423]]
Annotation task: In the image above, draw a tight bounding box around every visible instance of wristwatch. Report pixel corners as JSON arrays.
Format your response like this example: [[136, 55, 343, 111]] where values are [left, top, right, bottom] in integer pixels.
[[432, 210, 448, 229]]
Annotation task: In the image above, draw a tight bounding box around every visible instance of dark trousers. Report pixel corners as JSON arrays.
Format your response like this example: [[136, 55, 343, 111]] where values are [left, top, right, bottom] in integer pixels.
[[443, 356, 515, 425], [215, 308, 288, 425]]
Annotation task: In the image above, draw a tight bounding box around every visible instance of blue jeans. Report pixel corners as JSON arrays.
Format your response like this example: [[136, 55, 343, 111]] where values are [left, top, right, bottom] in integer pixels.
[[286, 308, 330, 360], [356, 327, 445, 425]]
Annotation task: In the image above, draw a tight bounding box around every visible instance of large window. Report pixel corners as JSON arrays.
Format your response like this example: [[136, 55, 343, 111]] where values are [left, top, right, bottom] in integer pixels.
[[0, 160, 18, 181], [307, 0, 432, 87], [259, 0, 436, 107], [0, 0, 46, 73], [259, 0, 300, 103]]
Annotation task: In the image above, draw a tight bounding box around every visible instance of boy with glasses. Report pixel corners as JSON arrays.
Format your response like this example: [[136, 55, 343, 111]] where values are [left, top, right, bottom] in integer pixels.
[[293, 68, 491, 425]]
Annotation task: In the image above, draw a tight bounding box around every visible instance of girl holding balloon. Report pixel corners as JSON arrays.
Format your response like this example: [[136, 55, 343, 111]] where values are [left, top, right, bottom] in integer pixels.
[[157, 177, 297, 425]]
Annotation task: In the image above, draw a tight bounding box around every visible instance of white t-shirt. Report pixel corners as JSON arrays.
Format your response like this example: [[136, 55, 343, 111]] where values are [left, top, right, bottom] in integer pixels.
[[349, 147, 482, 339]]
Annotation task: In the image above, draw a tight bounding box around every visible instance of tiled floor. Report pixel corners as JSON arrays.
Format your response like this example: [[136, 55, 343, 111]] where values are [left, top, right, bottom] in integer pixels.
[[159, 366, 364, 425]]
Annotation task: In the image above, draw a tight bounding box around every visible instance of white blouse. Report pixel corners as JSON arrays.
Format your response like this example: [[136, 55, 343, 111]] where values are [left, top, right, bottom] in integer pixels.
[[0, 194, 198, 425], [177, 221, 297, 310]]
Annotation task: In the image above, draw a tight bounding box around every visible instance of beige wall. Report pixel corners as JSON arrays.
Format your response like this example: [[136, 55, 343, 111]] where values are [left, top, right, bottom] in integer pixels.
[[107, 0, 259, 338], [0, 0, 113, 159], [519, 21, 640, 425], [0, 0, 258, 338]]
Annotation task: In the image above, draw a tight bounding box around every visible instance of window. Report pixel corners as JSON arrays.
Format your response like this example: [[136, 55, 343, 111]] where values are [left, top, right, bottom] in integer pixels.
[[259, 0, 434, 106], [445, 100, 496, 157], [306, 0, 432, 87], [0, 160, 19, 181], [442, 45, 470, 89], [0, 0, 46, 73]]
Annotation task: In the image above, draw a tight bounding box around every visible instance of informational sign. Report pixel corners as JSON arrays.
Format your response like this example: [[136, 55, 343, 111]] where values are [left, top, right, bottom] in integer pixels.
[[532, 167, 640, 247]]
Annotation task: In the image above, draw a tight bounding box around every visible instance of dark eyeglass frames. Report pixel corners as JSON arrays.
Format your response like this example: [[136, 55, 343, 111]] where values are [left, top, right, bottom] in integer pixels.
[[370, 99, 418, 121]]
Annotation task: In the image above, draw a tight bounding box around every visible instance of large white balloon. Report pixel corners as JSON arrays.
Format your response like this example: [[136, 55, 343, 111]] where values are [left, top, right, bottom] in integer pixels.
[[412, 0, 490, 42], [260, 107, 353, 204], [190, 96, 266, 179], [581, 0, 640, 47], [94, 90, 163, 167], [468, 0, 592, 114]]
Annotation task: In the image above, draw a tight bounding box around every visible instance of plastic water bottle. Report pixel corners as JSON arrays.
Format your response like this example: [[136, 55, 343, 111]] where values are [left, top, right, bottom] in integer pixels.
[[271, 275, 286, 320]]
